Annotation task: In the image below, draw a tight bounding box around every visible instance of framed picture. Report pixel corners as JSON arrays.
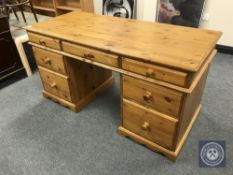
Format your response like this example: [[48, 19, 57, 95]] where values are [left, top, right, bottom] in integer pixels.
[[156, 0, 205, 28], [103, 0, 136, 19]]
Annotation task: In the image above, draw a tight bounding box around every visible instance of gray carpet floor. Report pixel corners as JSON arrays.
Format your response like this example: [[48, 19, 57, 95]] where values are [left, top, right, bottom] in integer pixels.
[[0, 53, 232, 175]]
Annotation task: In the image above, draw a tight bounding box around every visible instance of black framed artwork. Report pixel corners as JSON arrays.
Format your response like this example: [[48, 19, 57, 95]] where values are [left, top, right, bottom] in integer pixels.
[[156, 0, 205, 28], [103, 0, 135, 19]]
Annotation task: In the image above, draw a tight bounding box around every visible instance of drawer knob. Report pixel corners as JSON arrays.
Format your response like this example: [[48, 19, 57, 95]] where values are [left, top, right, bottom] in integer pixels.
[[84, 53, 95, 59], [143, 91, 152, 101], [146, 68, 155, 77], [141, 122, 150, 131], [43, 57, 51, 64], [50, 82, 57, 88], [39, 39, 46, 46]]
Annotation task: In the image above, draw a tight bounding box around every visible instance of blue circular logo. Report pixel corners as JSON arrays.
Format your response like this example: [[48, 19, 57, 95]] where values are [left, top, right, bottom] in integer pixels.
[[200, 142, 225, 167]]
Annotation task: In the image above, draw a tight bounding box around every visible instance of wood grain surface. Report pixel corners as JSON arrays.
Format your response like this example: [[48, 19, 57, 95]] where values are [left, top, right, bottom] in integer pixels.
[[25, 11, 221, 72], [122, 75, 183, 118]]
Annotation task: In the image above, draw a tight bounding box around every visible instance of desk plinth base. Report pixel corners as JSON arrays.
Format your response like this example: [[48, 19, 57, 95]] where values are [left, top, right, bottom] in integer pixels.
[[118, 105, 201, 162], [43, 76, 114, 112]]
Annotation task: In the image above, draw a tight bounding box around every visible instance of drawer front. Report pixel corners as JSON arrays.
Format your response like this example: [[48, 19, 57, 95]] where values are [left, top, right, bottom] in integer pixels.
[[28, 32, 61, 50], [123, 99, 178, 149], [39, 67, 72, 102], [33, 47, 67, 75], [122, 58, 188, 87], [122, 75, 183, 118], [62, 41, 119, 67]]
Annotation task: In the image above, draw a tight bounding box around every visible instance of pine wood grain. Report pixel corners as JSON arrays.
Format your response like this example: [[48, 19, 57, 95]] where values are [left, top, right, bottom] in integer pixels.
[[26, 10, 221, 161], [33, 47, 67, 75], [122, 58, 188, 87], [63, 41, 119, 67], [30, 42, 194, 93], [80, 0, 94, 12], [39, 66, 72, 102], [122, 75, 183, 118], [175, 62, 210, 146], [64, 57, 113, 102], [122, 99, 178, 149], [28, 32, 61, 50], [25, 11, 221, 72], [118, 104, 201, 162]]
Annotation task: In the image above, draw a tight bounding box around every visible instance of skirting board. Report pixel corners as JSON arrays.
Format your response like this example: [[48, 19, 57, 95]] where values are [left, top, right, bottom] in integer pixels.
[[118, 105, 201, 162], [216, 44, 233, 55]]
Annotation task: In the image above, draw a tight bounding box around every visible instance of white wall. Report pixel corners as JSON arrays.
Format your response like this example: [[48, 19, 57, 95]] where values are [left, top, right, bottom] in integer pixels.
[[93, 0, 233, 46], [200, 0, 233, 46], [93, 0, 144, 19], [142, 0, 158, 21], [93, 0, 102, 14]]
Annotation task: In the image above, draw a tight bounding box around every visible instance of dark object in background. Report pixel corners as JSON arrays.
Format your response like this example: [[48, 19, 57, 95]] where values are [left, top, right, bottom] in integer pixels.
[[0, 0, 7, 15], [171, 0, 204, 27], [5, 0, 38, 22], [103, 0, 135, 19], [0, 43, 36, 89], [0, 15, 24, 81], [157, 0, 205, 28]]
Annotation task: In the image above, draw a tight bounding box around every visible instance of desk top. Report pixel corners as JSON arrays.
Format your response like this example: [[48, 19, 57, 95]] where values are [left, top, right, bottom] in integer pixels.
[[25, 11, 221, 72]]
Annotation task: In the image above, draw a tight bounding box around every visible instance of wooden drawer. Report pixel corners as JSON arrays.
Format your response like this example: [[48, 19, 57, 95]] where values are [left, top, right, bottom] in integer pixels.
[[122, 75, 183, 118], [39, 67, 72, 102], [122, 99, 178, 149], [122, 58, 188, 87], [28, 32, 61, 50], [33, 47, 67, 75], [62, 41, 119, 67]]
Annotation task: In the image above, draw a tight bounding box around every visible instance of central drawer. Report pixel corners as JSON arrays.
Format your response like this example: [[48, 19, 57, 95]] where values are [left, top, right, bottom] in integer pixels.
[[62, 41, 119, 67], [39, 67, 72, 102], [122, 75, 183, 118], [122, 99, 178, 149]]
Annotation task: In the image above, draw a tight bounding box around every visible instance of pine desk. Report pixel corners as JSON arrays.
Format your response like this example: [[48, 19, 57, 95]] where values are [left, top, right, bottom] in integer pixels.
[[25, 11, 221, 161]]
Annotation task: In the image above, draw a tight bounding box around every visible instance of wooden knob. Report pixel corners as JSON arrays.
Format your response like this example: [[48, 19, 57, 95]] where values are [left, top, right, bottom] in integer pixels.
[[43, 57, 51, 64], [84, 53, 95, 59], [141, 122, 150, 131], [39, 38, 46, 45], [50, 82, 57, 88], [146, 68, 155, 77], [143, 91, 152, 101]]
